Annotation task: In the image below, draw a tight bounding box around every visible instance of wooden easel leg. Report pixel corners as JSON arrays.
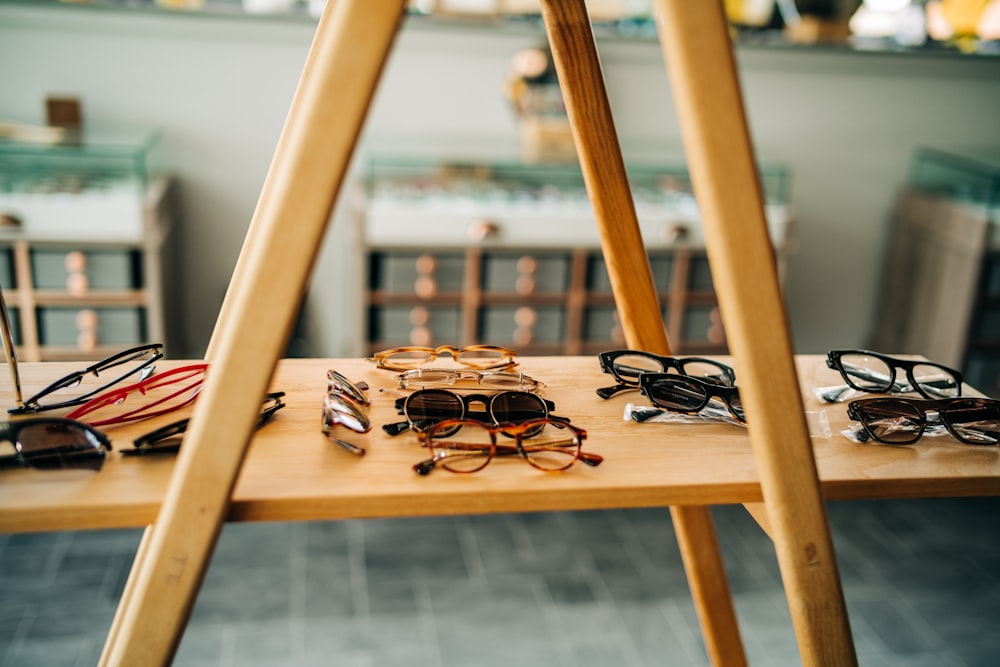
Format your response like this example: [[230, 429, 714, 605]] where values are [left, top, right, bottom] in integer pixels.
[[538, 2, 748, 665], [99, 2, 407, 664], [652, 1, 857, 664]]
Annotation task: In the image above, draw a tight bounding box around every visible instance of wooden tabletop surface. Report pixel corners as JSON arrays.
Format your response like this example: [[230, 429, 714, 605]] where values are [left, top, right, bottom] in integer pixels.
[[1, 355, 998, 533]]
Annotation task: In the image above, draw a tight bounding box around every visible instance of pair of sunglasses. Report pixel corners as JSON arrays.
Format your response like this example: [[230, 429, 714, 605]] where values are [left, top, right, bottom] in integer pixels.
[[0, 418, 112, 472], [848, 396, 1000, 446], [825, 350, 963, 402], [638, 373, 745, 424], [120, 392, 286, 456], [597, 349, 736, 399], [384, 388, 559, 436]]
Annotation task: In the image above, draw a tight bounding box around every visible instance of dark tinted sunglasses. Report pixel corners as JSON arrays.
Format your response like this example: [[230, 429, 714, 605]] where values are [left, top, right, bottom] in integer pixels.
[[638, 373, 745, 424], [384, 389, 557, 436], [848, 396, 1000, 446], [597, 349, 735, 399], [0, 418, 112, 471]]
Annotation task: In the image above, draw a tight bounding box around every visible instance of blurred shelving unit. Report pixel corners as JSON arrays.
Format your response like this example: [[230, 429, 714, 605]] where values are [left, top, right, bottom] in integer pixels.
[[362, 157, 794, 356], [0, 132, 175, 361]]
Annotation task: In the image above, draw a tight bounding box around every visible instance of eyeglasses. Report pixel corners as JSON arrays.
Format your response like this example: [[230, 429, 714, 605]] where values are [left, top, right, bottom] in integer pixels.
[[8, 343, 164, 415], [412, 418, 601, 475], [638, 373, 745, 424], [323, 376, 371, 456], [369, 345, 517, 372], [327, 369, 370, 407], [597, 350, 736, 399], [0, 417, 112, 471], [122, 391, 285, 456], [394, 368, 544, 393], [826, 350, 962, 401], [0, 287, 24, 410], [64, 364, 208, 427], [847, 396, 1000, 446], [384, 388, 558, 436]]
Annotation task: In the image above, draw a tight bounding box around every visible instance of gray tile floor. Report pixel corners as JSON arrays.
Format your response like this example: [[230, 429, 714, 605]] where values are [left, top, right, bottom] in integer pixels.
[[1, 497, 998, 666]]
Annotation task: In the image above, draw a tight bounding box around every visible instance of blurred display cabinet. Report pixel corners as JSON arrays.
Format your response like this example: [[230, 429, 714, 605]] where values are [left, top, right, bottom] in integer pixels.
[[872, 146, 1000, 396], [363, 157, 793, 356], [0, 133, 174, 361]]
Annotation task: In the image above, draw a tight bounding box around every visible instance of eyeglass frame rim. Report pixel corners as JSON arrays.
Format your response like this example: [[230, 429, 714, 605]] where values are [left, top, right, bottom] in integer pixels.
[[638, 372, 746, 424], [327, 369, 370, 407], [825, 349, 964, 399], [413, 416, 594, 474], [369, 344, 518, 371], [8, 343, 165, 414], [323, 390, 372, 434], [847, 395, 1000, 446], [65, 362, 208, 427]]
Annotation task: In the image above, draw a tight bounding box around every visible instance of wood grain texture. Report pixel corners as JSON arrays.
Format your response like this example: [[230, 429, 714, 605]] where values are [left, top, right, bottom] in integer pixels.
[[652, 1, 856, 664], [537, 4, 745, 663], [99, 1, 408, 665], [3, 355, 997, 535]]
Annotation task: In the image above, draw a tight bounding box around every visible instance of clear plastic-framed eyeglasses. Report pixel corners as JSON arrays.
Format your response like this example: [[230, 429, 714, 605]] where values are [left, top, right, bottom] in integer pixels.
[[394, 368, 544, 393], [369, 345, 517, 372]]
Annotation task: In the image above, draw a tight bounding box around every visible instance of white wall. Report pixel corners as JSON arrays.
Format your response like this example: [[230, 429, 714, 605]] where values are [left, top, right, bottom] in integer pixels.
[[2, 5, 999, 358]]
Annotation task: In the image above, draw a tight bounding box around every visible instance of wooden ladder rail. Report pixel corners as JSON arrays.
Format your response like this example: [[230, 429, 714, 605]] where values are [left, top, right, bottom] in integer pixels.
[[99, 1, 857, 665]]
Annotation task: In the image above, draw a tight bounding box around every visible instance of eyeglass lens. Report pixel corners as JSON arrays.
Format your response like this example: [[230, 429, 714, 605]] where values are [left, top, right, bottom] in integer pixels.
[[853, 398, 1000, 445], [2, 421, 108, 471], [834, 352, 960, 398]]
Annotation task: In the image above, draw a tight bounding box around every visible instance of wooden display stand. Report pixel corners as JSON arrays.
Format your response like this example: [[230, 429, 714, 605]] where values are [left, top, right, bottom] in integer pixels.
[[98, 1, 856, 665]]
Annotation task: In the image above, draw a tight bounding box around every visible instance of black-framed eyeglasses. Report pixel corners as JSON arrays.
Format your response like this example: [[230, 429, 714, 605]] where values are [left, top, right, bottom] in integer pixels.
[[8, 343, 164, 415], [412, 417, 601, 475], [825, 350, 962, 401], [847, 396, 1000, 446], [597, 349, 736, 399], [638, 373, 745, 424], [121, 392, 285, 456], [384, 388, 558, 436], [0, 417, 112, 471]]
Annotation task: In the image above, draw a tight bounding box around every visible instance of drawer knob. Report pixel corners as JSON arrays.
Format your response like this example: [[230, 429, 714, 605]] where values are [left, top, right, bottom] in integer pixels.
[[468, 219, 499, 242], [664, 223, 691, 243]]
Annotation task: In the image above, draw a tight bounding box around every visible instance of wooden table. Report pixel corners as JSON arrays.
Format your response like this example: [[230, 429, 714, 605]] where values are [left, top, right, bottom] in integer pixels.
[[4, 355, 998, 535]]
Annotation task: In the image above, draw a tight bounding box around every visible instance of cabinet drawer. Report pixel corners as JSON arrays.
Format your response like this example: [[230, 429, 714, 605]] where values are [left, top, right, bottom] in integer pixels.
[[369, 251, 465, 294], [367, 305, 461, 347], [36, 307, 145, 348], [31, 248, 141, 291], [480, 305, 565, 345], [483, 252, 570, 293]]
